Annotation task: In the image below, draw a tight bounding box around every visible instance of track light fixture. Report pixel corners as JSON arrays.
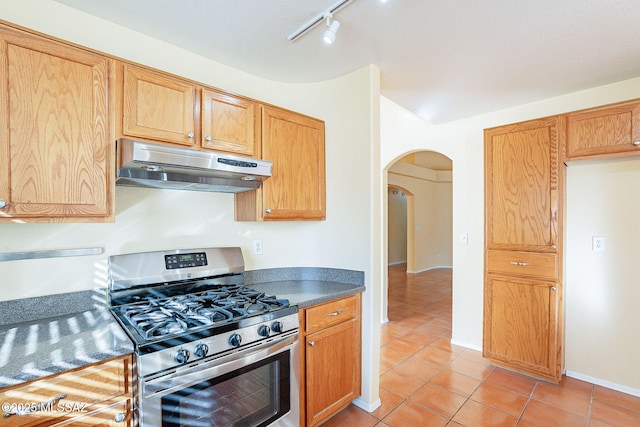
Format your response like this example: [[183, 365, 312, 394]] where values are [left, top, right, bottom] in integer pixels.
[[287, 0, 354, 43], [322, 14, 341, 45]]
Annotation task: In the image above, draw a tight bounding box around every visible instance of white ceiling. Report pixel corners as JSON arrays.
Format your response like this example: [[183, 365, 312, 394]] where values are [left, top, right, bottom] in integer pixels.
[[54, 0, 640, 124]]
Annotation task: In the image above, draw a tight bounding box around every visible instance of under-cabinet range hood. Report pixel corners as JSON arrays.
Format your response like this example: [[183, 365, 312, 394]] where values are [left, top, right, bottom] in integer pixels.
[[116, 139, 272, 193]]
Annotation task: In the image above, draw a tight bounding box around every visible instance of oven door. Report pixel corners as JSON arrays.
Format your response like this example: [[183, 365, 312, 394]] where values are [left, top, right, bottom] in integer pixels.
[[138, 332, 299, 427]]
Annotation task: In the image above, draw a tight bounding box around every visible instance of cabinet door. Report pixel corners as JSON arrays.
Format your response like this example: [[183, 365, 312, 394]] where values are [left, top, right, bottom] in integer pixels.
[[122, 65, 196, 146], [0, 27, 114, 220], [566, 100, 640, 160], [483, 275, 560, 381], [305, 319, 360, 427], [485, 117, 560, 251], [261, 106, 325, 220], [201, 89, 259, 157]]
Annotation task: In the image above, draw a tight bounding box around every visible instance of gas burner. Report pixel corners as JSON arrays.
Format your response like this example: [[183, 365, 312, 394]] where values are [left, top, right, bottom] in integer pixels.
[[116, 284, 291, 340]]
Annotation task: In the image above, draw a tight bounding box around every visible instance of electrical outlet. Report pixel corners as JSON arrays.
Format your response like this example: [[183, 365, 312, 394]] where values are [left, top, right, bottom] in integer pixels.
[[253, 240, 263, 255], [592, 236, 605, 252]]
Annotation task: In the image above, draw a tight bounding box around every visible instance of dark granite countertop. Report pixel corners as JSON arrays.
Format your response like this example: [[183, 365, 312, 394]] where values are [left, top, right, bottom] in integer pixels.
[[250, 280, 364, 308], [0, 290, 134, 388], [244, 267, 365, 308], [0, 267, 364, 388]]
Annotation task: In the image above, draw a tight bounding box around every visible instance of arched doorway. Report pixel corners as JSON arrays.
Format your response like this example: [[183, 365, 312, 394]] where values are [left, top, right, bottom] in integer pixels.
[[384, 150, 453, 322]]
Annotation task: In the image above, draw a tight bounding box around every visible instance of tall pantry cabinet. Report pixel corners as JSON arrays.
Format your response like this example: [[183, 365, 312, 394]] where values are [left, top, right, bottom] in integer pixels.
[[483, 116, 564, 383]]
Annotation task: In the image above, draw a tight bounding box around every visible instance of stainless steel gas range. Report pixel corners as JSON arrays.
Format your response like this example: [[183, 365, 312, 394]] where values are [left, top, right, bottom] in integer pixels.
[[107, 247, 299, 427]]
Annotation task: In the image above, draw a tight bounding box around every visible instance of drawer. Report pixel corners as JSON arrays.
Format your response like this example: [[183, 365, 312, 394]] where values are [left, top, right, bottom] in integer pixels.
[[52, 398, 131, 426], [487, 250, 557, 280], [0, 356, 130, 426], [305, 295, 358, 333]]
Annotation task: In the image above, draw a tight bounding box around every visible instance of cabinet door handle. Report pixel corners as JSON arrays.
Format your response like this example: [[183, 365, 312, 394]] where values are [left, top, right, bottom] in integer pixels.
[[309, 341, 315, 347], [509, 261, 530, 266], [551, 286, 557, 291], [114, 412, 126, 423], [205, 135, 212, 142], [633, 140, 640, 146], [187, 132, 195, 139], [0, 199, 6, 209], [3, 394, 66, 418], [326, 309, 344, 317], [265, 208, 272, 214]]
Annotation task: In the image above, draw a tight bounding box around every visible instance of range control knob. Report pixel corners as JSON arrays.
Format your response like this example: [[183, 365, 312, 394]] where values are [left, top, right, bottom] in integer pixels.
[[258, 325, 271, 337], [175, 349, 190, 364], [194, 343, 209, 358], [229, 333, 242, 348], [271, 321, 284, 333]]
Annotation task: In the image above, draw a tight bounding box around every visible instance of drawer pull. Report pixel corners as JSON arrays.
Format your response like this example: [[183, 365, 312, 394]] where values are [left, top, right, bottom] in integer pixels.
[[115, 412, 126, 423], [633, 140, 640, 146], [326, 309, 344, 317], [3, 394, 66, 418], [509, 261, 530, 266]]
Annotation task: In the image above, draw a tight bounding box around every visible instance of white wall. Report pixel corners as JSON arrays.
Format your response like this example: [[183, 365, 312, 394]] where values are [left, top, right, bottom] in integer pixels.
[[388, 164, 453, 272], [0, 0, 381, 408], [387, 187, 407, 265], [380, 78, 640, 394], [564, 158, 640, 393]]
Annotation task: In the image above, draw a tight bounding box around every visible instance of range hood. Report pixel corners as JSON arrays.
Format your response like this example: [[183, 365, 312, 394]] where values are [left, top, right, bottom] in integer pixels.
[[116, 139, 272, 193]]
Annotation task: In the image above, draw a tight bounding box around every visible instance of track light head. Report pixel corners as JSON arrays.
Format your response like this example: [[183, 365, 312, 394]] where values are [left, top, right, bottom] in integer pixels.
[[322, 14, 341, 44]]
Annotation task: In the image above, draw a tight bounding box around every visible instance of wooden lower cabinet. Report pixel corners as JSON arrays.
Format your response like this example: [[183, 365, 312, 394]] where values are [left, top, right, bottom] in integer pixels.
[[484, 275, 560, 382], [0, 355, 132, 426], [299, 294, 361, 426]]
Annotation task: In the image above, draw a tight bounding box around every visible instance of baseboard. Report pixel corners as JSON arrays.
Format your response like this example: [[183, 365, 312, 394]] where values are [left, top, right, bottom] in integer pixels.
[[450, 338, 482, 352], [565, 370, 640, 397], [406, 265, 453, 274], [352, 397, 381, 413], [388, 260, 407, 266], [381, 317, 389, 324]]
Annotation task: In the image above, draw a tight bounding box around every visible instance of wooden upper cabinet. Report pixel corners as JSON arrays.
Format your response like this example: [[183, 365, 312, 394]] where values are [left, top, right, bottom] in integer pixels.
[[0, 26, 114, 221], [566, 99, 640, 160], [484, 276, 560, 382], [122, 64, 197, 147], [201, 89, 259, 157], [485, 117, 560, 251], [235, 106, 325, 221]]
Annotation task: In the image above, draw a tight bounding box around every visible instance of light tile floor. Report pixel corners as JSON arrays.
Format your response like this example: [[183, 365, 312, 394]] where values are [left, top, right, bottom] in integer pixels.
[[323, 265, 640, 427]]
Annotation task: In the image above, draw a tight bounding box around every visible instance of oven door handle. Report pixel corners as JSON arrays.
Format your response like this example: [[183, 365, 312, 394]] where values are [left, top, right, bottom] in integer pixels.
[[143, 331, 298, 398]]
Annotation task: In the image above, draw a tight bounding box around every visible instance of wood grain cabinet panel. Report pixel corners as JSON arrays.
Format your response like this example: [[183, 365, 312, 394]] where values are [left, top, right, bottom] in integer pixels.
[[305, 295, 357, 333], [235, 106, 326, 221], [122, 64, 197, 147], [0, 25, 114, 222], [0, 355, 132, 426], [485, 117, 560, 251], [486, 250, 558, 280], [566, 100, 640, 160], [298, 294, 361, 427], [484, 276, 559, 381], [201, 89, 259, 157]]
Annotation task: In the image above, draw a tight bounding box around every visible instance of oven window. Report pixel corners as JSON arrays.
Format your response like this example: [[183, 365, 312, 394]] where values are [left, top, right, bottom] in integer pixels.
[[161, 350, 291, 427]]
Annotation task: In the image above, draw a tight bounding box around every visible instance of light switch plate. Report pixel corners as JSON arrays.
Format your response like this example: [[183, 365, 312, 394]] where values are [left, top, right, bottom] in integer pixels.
[[592, 236, 605, 252]]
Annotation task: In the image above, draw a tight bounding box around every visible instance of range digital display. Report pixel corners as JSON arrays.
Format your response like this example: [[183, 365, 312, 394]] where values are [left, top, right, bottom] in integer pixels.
[[165, 252, 208, 270]]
